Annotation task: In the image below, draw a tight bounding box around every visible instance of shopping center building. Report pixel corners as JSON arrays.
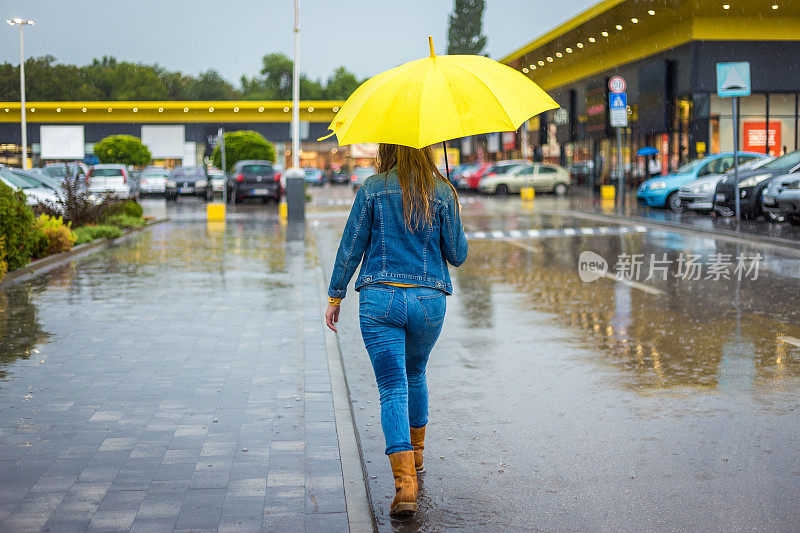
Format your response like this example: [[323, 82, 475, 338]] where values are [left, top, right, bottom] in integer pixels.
[[0, 101, 345, 169], [500, 0, 800, 187]]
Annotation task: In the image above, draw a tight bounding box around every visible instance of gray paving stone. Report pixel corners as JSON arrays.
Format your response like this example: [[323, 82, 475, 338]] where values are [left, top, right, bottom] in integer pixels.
[[0, 219, 357, 532]]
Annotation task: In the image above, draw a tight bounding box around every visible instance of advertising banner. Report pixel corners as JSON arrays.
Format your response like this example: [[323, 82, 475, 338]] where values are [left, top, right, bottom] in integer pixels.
[[743, 122, 781, 155], [142, 125, 185, 158], [502, 131, 516, 151], [487, 133, 500, 153], [40, 125, 85, 159]]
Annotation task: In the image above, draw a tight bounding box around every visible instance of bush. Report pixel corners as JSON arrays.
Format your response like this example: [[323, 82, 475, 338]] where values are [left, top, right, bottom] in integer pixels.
[[0, 181, 47, 271], [212, 130, 275, 172], [73, 224, 123, 245], [106, 200, 143, 218], [94, 135, 152, 166], [35, 214, 76, 257], [0, 238, 7, 282], [105, 213, 145, 229]]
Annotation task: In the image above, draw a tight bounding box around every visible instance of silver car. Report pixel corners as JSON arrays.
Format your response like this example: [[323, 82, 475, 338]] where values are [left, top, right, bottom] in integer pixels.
[[678, 155, 770, 214], [762, 173, 800, 224]]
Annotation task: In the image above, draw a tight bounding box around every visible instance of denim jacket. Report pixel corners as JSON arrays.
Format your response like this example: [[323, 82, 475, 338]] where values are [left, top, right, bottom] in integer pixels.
[[328, 169, 468, 299]]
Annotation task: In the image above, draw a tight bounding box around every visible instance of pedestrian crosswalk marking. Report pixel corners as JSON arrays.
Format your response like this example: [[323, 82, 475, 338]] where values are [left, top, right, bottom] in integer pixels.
[[325, 198, 354, 206], [465, 225, 647, 240]]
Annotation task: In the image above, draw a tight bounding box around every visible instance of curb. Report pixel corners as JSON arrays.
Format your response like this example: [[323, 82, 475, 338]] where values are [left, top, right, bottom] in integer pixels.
[[312, 228, 375, 533], [0, 218, 169, 287], [542, 208, 800, 256]]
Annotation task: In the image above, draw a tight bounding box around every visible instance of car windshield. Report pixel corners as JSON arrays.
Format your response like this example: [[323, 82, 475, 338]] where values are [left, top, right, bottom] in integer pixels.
[[675, 158, 708, 174], [761, 151, 800, 172], [43, 165, 73, 178], [142, 168, 167, 176], [171, 167, 204, 178], [92, 168, 124, 177], [242, 164, 272, 174], [0, 167, 40, 189], [12, 170, 56, 190], [304, 168, 320, 176]]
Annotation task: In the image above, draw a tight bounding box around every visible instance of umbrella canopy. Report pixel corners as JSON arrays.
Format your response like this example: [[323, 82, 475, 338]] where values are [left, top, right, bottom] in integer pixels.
[[320, 37, 559, 149], [637, 146, 658, 156]]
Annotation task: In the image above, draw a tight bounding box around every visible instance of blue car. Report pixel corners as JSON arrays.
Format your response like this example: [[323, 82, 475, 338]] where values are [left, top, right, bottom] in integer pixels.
[[637, 152, 763, 212], [304, 168, 325, 186]]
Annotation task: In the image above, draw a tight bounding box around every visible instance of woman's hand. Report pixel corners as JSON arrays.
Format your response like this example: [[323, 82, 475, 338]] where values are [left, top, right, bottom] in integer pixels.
[[325, 304, 340, 333]]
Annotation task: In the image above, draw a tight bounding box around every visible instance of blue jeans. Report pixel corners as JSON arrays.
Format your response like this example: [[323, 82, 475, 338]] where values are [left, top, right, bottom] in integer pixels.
[[359, 284, 446, 455]]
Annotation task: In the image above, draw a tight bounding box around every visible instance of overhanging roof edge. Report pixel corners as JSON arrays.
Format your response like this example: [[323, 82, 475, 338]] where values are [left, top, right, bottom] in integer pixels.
[[499, 0, 627, 64]]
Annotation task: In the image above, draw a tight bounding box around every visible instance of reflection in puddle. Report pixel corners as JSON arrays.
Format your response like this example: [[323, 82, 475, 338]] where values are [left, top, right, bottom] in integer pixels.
[[0, 285, 50, 380], [456, 234, 800, 392]]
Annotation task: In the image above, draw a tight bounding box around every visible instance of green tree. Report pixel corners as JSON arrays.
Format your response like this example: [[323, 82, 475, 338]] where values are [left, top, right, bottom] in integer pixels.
[[324, 67, 361, 100], [212, 130, 275, 172], [258, 52, 294, 99], [94, 135, 152, 166], [186, 69, 239, 100], [447, 0, 487, 55]]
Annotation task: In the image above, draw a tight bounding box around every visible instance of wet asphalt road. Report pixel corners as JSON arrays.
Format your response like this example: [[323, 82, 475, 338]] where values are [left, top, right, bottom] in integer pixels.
[[1, 186, 799, 532], [312, 185, 800, 532]]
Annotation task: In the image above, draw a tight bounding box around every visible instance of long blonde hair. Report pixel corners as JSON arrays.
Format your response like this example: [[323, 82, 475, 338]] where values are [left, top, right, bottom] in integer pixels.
[[377, 143, 459, 231]]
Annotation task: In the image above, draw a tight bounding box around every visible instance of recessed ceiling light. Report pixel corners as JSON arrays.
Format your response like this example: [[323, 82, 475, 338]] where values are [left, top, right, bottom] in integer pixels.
[[283, 106, 289, 112], [31, 108, 35, 112], [722, 4, 730, 9], [602, 31, 609, 36], [158, 107, 164, 112], [566, 47, 573, 53], [648, 9, 655, 15], [522, 67, 529, 73], [772, 4, 778, 8], [529, 64, 535, 69], [184, 107, 189, 112], [631, 17, 638, 23], [56, 107, 61, 112], [538, 60, 545, 66], [81, 107, 86, 112], [258, 106, 264, 112], [107, 107, 112, 112], [308, 106, 314, 112], [133, 107, 138, 112], [589, 37, 596, 42], [577, 42, 584, 48], [233, 106, 239, 112], [616, 24, 623, 30], [546, 56, 553, 62], [332, 106, 339, 112], [556, 52, 563, 57], [209, 107, 214, 112], [531, 65, 537, 70]]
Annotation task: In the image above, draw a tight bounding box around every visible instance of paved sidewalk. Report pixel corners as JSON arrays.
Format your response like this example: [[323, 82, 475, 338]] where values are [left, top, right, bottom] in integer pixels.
[[0, 219, 355, 532]]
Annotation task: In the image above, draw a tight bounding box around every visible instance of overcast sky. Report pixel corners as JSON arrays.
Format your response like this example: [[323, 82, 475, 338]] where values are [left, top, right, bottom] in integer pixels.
[[1, 0, 595, 85]]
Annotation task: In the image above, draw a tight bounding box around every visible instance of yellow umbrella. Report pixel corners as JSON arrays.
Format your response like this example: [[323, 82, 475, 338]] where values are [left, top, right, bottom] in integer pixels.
[[320, 37, 559, 150]]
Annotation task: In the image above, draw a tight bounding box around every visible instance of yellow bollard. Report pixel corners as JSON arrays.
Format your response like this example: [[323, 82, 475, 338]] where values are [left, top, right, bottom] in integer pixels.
[[206, 202, 226, 221], [600, 197, 616, 214], [520, 186, 535, 200], [601, 185, 616, 200], [278, 200, 288, 225]]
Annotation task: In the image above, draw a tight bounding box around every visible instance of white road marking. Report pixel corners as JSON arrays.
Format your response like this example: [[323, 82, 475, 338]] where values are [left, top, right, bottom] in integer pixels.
[[491, 230, 505, 239], [527, 229, 540, 237], [581, 228, 594, 234], [779, 336, 800, 348], [508, 230, 522, 238], [472, 231, 487, 239], [563, 228, 576, 235]]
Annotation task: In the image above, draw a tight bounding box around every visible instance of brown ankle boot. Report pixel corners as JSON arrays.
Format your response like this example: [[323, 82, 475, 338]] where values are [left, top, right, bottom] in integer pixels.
[[388, 450, 417, 515], [410, 426, 426, 472]]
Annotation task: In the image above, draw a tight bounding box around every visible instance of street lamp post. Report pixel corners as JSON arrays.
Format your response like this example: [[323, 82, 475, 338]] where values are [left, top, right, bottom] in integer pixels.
[[7, 18, 35, 169], [284, 0, 305, 222]]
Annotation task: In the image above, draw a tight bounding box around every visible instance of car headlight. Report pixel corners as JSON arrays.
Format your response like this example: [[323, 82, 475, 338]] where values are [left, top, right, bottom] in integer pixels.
[[166, 180, 176, 187], [693, 183, 711, 193], [195, 180, 207, 187], [738, 174, 771, 188], [649, 180, 666, 190]]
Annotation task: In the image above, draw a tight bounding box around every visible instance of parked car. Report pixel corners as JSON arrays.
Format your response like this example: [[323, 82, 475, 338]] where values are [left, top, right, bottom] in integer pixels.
[[478, 162, 570, 195], [42, 162, 89, 184], [637, 152, 762, 212], [138, 166, 168, 195], [208, 169, 225, 195], [0, 166, 62, 207], [761, 173, 796, 222], [678, 155, 771, 214], [714, 150, 800, 219], [766, 175, 800, 225], [448, 163, 476, 187], [468, 160, 529, 191], [165, 166, 211, 202], [351, 166, 377, 191], [226, 160, 280, 203], [87, 164, 139, 200], [329, 169, 350, 184], [458, 162, 489, 190], [304, 168, 325, 186], [12, 168, 62, 190]]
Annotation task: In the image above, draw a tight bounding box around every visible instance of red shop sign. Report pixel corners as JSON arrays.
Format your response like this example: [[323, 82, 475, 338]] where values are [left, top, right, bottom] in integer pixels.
[[743, 122, 781, 155]]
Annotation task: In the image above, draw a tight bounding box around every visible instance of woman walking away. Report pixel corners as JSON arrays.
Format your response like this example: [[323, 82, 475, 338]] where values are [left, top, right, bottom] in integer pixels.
[[325, 143, 468, 516]]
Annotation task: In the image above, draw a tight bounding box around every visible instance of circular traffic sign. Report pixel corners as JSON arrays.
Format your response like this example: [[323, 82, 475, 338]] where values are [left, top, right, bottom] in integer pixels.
[[609, 76, 626, 94]]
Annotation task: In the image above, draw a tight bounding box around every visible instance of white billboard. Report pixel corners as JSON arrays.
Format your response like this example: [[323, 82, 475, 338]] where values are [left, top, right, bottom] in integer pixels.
[[40, 125, 85, 159], [142, 125, 185, 158]]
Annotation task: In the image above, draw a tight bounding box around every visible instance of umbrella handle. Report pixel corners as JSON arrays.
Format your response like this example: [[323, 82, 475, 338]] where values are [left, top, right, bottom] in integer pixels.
[[442, 141, 450, 179]]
